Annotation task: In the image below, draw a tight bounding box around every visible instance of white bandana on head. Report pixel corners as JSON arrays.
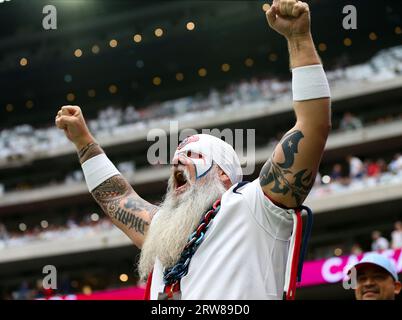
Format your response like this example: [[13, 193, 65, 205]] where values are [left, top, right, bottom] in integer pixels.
[[173, 134, 243, 185]]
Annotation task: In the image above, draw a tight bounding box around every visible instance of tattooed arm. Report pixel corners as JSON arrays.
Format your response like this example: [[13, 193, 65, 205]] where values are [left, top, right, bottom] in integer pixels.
[[261, 1, 331, 208], [56, 105, 158, 248], [81, 144, 158, 248]]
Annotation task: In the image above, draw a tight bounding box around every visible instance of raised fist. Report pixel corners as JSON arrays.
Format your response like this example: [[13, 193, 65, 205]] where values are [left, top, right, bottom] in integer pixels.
[[266, 0, 311, 39], [55, 105, 95, 150]]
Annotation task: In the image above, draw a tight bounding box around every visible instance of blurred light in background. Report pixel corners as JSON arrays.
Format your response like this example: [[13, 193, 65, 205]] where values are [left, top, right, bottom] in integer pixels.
[[66, 93, 75, 102], [268, 53, 278, 62], [133, 34, 142, 43], [318, 43, 327, 52], [108, 84, 118, 94], [262, 3, 270, 12], [64, 74, 72, 83], [19, 57, 28, 67], [82, 285, 92, 295], [221, 63, 230, 72], [198, 68, 207, 77], [5, 104, 13, 112], [153, 76, 161, 86], [369, 32, 378, 41], [74, 49, 83, 58], [245, 58, 254, 67], [322, 175, 331, 184], [90, 213, 99, 222], [334, 248, 343, 256], [19, 223, 27, 232], [119, 274, 128, 282], [136, 60, 144, 68], [186, 22, 195, 31], [91, 45, 100, 54], [88, 89, 96, 98], [25, 100, 34, 109], [154, 28, 164, 37], [396, 27, 402, 35], [109, 39, 118, 48], [175, 72, 184, 81], [41, 220, 48, 229], [344, 38, 352, 47]]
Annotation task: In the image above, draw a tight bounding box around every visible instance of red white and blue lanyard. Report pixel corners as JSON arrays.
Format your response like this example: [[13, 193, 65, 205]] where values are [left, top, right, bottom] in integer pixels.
[[284, 205, 313, 300]]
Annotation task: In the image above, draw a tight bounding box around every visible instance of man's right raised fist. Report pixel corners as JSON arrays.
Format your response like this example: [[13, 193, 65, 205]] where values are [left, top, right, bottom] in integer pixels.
[[55, 105, 95, 151]]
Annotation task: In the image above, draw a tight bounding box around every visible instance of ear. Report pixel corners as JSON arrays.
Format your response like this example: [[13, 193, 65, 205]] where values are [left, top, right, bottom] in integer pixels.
[[394, 281, 402, 295], [217, 166, 231, 189]]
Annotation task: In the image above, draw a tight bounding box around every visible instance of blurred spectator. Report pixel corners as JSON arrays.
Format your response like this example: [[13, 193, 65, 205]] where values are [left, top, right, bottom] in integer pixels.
[[371, 231, 390, 251], [339, 112, 363, 131], [391, 221, 402, 249], [376, 159, 388, 174], [117, 161, 136, 176], [365, 159, 381, 177], [347, 155, 364, 179], [389, 153, 402, 174], [0, 222, 9, 247], [66, 214, 78, 229], [330, 163, 343, 182], [12, 281, 31, 300], [351, 243, 363, 255]]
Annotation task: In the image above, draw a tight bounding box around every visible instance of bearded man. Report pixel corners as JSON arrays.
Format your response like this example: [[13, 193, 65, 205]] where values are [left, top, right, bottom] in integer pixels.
[[56, 0, 331, 300]]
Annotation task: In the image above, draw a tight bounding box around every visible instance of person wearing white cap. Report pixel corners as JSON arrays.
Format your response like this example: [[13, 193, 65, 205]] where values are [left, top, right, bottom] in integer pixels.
[[348, 253, 401, 300], [55, 0, 331, 300]]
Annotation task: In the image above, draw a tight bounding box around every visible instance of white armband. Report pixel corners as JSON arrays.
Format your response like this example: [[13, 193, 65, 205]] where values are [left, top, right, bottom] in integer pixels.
[[81, 153, 121, 192], [292, 64, 331, 101]]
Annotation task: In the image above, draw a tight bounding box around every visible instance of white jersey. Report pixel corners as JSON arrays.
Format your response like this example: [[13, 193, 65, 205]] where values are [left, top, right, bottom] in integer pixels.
[[150, 178, 294, 300]]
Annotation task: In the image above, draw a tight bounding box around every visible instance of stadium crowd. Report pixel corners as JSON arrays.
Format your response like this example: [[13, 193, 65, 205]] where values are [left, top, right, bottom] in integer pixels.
[[0, 45, 401, 166], [0, 112, 401, 196]]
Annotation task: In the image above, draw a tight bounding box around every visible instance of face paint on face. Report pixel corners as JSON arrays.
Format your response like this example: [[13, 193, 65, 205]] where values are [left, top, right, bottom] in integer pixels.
[[173, 148, 213, 181]]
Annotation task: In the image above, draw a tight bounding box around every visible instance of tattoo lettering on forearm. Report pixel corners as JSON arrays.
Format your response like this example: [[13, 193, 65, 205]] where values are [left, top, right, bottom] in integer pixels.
[[91, 175, 158, 234], [113, 206, 149, 234], [260, 130, 315, 206]]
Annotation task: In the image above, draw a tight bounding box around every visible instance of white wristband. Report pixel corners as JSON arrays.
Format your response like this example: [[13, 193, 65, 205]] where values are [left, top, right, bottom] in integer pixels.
[[292, 64, 331, 101], [81, 153, 120, 192]]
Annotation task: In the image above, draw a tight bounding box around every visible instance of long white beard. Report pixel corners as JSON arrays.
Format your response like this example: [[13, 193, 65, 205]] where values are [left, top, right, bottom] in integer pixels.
[[138, 166, 227, 280]]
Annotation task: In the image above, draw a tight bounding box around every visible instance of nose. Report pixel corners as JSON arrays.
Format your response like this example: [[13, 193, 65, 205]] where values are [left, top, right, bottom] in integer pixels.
[[172, 157, 185, 167], [362, 277, 376, 287], [172, 153, 191, 167]]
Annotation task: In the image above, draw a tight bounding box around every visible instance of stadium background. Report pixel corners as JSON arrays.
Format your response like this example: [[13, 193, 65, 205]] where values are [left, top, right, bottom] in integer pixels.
[[0, 0, 402, 300]]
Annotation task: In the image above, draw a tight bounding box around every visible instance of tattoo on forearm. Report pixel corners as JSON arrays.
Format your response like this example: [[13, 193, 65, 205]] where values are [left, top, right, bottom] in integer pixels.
[[92, 175, 158, 235], [112, 204, 149, 234], [260, 130, 315, 206]]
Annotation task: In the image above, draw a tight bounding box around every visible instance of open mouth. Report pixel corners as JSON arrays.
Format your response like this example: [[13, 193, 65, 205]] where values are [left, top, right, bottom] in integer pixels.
[[174, 170, 188, 192]]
